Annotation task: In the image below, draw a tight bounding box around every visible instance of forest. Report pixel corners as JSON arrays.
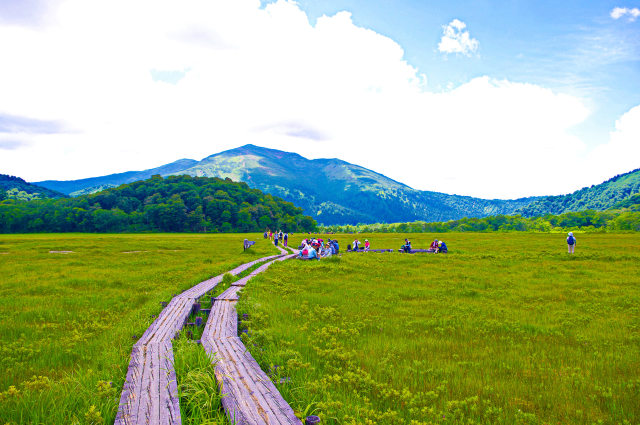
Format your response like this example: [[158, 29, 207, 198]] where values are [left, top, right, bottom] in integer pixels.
[[0, 175, 316, 233], [320, 193, 640, 233]]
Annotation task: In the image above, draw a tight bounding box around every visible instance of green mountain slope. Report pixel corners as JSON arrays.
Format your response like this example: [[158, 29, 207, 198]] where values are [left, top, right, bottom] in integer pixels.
[[32, 145, 536, 225], [35, 158, 198, 195], [517, 168, 640, 217], [173, 145, 536, 225], [0, 174, 66, 201], [31, 144, 640, 225]]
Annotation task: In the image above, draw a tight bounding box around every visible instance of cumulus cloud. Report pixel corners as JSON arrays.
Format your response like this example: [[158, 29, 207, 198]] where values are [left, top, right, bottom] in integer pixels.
[[610, 7, 640, 21], [0, 0, 635, 199], [584, 105, 640, 184], [438, 19, 479, 56]]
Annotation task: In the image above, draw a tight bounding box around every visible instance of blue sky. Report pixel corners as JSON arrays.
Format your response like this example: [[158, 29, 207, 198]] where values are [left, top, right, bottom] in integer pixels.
[[0, 0, 639, 198], [289, 0, 640, 146]]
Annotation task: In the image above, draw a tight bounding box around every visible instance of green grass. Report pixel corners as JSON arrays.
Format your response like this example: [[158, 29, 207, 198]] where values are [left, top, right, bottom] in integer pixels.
[[237, 233, 640, 425], [0, 233, 278, 424], [173, 331, 227, 425]]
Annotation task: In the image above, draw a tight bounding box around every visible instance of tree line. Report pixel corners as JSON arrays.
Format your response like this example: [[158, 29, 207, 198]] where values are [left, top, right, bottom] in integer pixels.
[[0, 175, 317, 233], [320, 198, 640, 234]]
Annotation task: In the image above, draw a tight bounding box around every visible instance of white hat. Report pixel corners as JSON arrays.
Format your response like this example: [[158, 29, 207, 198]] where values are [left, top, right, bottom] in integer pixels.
[[568, 232, 573, 236]]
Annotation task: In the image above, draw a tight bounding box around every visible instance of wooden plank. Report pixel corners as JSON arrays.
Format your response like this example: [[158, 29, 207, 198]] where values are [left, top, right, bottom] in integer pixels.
[[116, 253, 297, 425], [200, 255, 302, 425]]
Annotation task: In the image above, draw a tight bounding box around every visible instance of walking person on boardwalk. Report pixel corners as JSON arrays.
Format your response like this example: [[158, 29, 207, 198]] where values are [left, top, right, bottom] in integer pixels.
[[274, 232, 279, 247], [567, 232, 576, 254], [283, 232, 288, 247]]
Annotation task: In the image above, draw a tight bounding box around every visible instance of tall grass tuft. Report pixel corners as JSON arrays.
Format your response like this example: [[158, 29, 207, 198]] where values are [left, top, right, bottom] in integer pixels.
[[173, 332, 228, 425]]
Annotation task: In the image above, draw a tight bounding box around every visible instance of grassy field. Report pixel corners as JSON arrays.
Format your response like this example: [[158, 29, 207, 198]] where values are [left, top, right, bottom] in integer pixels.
[[237, 233, 640, 425], [0, 233, 279, 425]]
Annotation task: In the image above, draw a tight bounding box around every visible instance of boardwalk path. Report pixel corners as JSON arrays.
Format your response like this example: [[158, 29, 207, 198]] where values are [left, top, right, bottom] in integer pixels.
[[201, 248, 301, 425], [115, 245, 296, 425]]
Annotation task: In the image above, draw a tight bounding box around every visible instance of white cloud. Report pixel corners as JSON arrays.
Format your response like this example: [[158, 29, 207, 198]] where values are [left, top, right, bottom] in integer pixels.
[[437, 19, 479, 56], [610, 7, 640, 21], [0, 0, 635, 199], [584, 105, 640, 184]]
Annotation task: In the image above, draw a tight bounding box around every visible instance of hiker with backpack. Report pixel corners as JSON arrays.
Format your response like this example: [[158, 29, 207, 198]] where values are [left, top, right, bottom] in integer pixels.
[[567, 232, 576, 254], [283, 232, 288, 247]]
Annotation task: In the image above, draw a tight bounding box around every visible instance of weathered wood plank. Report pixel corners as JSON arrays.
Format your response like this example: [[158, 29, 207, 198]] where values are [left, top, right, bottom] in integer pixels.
[[116, 252, 294, 425], [201, 254, 302, 425]]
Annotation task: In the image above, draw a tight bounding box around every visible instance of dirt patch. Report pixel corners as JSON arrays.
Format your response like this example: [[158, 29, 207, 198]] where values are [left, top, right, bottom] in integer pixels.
[[49, 251, 74, 254], [122, 250, 149, 254], [0, 252, 8, 255]]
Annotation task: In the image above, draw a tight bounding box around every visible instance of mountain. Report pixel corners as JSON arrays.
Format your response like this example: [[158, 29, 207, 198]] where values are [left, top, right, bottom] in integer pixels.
[[33, 144, 640, 225], [35, 158, 198, 195], [0, 174, 66, 201], [34, 145, 535, 224], [172, 145, 536, 225], [517, 168, 640, 217]]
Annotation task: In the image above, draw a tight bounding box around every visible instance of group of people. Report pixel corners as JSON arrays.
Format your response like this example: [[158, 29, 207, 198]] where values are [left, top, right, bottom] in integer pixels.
[[400, 238, 447, 253], [298, 238, 339, 260], [277, 232, 579, 258], [428, 239, 448, 253], [347, 239, 370, 251], [264, 230, 289, 247]]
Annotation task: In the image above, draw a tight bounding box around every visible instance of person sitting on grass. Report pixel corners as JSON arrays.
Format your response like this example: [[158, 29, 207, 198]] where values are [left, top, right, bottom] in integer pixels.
[[306, 245, 318, 260], [429, 239, 439, 253], [364, 239, 370, 251], [438, 240, 448, 253], [401, 239, 412, 253], [298, 243, 316, 260]]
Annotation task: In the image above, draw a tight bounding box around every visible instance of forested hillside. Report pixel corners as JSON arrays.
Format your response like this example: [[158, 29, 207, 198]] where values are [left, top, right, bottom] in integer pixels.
[[35, 144, 536, 224], [0, 174, 66, 201], [517, 168, 640, 217], [322, 199, 640, 233], [0, 175, 316, 233]]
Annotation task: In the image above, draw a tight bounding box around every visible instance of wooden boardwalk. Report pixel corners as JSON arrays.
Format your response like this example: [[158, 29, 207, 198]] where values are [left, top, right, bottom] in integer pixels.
[[115, 250, 288, 425], [201, 250, 302, 425]]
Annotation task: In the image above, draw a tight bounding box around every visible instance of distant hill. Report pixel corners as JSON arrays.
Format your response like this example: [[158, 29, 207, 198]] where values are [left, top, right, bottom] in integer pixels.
[[0, 174, 66, 201], [35, 158, 198, 195], [69, 184, 117, 197], [517, 168, 640, 217], [35, 145, 536, 225], [32, 144, 640, 225], [0, 175, 316, 233]]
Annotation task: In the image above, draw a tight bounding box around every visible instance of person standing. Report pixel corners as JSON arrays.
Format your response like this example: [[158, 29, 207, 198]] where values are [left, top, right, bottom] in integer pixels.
[[567, 232, 576, 254], [274, 232, 279, 247], [283, 232, 288, 247]]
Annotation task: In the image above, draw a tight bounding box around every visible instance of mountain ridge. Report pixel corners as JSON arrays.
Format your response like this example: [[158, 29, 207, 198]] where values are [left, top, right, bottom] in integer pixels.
[[1, 174, 66, 201], [30, 144, 640, 225]]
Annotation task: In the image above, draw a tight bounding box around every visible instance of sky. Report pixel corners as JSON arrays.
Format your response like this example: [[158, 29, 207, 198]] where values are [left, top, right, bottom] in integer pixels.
[[0, 0, 639, 199]]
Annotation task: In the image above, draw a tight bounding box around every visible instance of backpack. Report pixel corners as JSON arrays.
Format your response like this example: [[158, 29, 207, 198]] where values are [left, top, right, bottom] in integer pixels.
[[567, 236, 575, 245]]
